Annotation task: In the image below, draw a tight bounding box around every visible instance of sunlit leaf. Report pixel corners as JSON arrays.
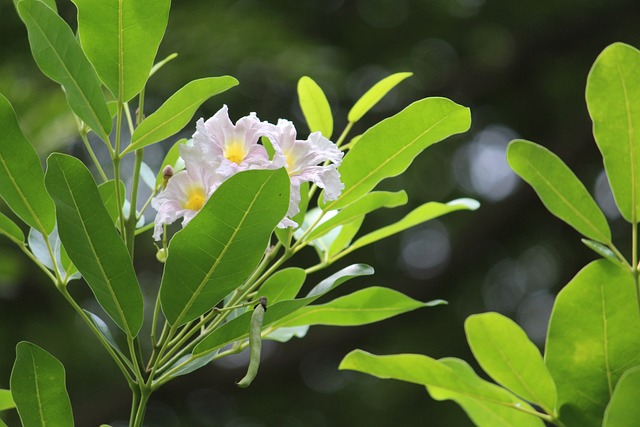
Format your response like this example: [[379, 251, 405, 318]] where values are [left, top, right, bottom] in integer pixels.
[[16, 0, 111, 141], [340, 350, 543, 427], [10, 342, 74, 427], [45, 154, 144, 336], [258, 268, 306, 305], [274, 287, 441, 328], [149, 53, 178, 78], [330, 97, 470, 209], [465, 312, 557, 414], [545, 260, 640, 427], [327, 216, 364, 258], [348, 72, 412, 123], [507, 140, 611, 243], [298, 76, 333, 138], [0, 93, 55, 234], [126, 77, 238, 153], [73, 0, 170, 102], [603, 366, 640, 427], [586, 42, 640, 223], [192, 264, 374, 357], [160, 169, 290, 327], [429, 358, 545, 427], [0, 212, 25, 247], [0, 389, 14, 411]]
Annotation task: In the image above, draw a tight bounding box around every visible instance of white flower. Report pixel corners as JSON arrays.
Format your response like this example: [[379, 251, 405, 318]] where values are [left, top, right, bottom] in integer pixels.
[[268, 119, 344, 226], [192, 105, 273, 178], [151, 146, 221, 240]]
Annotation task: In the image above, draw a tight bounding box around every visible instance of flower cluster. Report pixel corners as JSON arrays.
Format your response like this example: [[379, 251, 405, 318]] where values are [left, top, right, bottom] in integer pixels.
[[152, 105, 344, 240]]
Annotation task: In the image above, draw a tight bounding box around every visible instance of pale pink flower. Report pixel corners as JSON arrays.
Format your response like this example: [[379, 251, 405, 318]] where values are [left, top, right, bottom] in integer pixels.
[[192, 105, 273, 178], [268, 119, 344, 227], [151, 145, 221, 240]]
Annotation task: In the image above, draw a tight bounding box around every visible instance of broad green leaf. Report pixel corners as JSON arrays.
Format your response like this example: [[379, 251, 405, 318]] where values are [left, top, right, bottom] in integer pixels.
[[192, 264, 374, 357], [98, 180, 125, 225], [160, 169, 290, 327], [0, 389, 14, 411], [429, 358, 545, 427], [265, 325, 310, 342], [586, 42, 640, 223], [581, 238, 624, 266], [338, 199, 479, 258], [73, 0, 170, 102], [0, 94, 55, 234], [327, 216, 364, 258], [16, 0, 111, 141], [298, 76, 333, 138], [545, 260, 640, 427], [28, 227, 80, 284], [259, 268, 306, 305], [507, 140, 611, 243], [126, 77, 238, 153], [465, 312, 557, 414], [274, 287, 441, 328], [340, 350, 543, 426], [0, 212, 25, 247], [45, 154, 143, 336], [348, 72, 413, 123], [0, 419, 6, 427], [306, 190, 408, 242], [10, 342, 74, 427], [330, 97, 470, 209], [603, 366, 640, 427], [155, 139, 187, 188]]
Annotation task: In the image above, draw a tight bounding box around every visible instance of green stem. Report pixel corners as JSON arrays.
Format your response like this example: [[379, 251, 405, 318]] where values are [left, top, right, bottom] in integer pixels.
[[125, 148, 145, 253], [123, 102, 135, 136], [113, 104, 127, 240], [130, 386, 151, 427], [80, 131, 109, 182], [335, 121, 354, 148]]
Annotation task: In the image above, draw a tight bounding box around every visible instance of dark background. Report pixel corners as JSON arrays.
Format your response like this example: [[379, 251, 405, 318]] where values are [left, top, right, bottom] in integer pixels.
[[1, 0, 639, 425]]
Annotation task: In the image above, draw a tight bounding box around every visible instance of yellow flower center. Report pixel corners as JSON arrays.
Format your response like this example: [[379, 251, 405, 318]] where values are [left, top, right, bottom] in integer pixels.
[[224, 140, 246, 164], [183, 186, 206, 211]]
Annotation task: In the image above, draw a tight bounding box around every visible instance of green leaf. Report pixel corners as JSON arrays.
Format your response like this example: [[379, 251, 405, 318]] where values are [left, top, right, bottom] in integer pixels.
[[465, 312, 557, 414], [45, 154, 144, 336], [155, 139, 187, 188], [83, 310, 125, 357], [340, 199, 479, 257], [0, 389, 14, 411], [16, 0, 111, 141], [160, 168, 290, 327], [297, 76, 333, 138], [10, 342, 74, 427], [327, 216, 365, 258], [0, 419, 6, 427], [73, 0, 170, 102], [98, 180, 126, 225], [258, 268, 306, 305], [340, 351, 544, 427], [28, 227, 80, 284], [581, 238, 625, 266], [126, 77, 238, 153], [0, 212, 25, 247], [0, 93, 55, 234], [348, 72, 413, 123], [429, 358, 545, 427], [586, 42, 640, 223], [306, 190, 408, 242], [603, 366, 640, 427], [274, 286, 441, 328], [192, 264, 374, 357], [545, 260, 640, 427], [507, 140, 611, 243], [330, 97, 471, 210]]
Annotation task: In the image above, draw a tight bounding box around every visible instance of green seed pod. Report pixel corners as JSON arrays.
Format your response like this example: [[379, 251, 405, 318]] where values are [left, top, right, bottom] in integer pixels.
[[236, 297, 267, 388]]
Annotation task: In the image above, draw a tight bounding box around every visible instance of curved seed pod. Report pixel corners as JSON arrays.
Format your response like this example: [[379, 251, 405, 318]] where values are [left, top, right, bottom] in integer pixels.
[[236, 297, 267, 388]]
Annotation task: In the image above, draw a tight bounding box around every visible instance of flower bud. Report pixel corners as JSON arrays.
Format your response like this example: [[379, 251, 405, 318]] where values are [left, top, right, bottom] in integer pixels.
[[162, 165, 174, 189], [156, 248, 168, 263]]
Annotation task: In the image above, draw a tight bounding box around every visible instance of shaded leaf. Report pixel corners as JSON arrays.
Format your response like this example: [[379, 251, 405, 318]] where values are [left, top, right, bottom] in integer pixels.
[[0, 389, 14, 411], [348, 72, 412, 123], [0, 212, 25, 247], [98, 179, 125, 225], [581, 238, 624, 266], [160, 169, 290, 327], [265, 325, 309, 342], [465, 312, 557, 414], [73, 0, 171, 102], [298, 76, 333, 138], [258, 267, 306, 305], [16, 0, 111, 141], [45, 154, 143, 336], [545, 260, 640, 427], [507, 140, 611, 243], [603, 366, 640, 427], [327, 216, 364, 258], [126, 77, 238, 153], [10, 342, 74, 427], [28, 227, 80, 284], [0, 93, 55, 234], [330, 97, 470, 209], [586, 42, 640, 223]]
